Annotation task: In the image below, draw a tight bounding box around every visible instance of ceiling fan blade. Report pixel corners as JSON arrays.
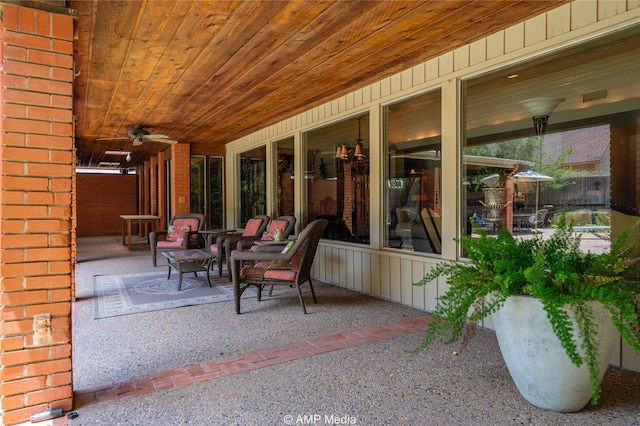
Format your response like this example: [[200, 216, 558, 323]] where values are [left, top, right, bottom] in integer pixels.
[[96, 137, 130, 141], [148, 138, 178, 144], [132, 137, 144, 146], [144, 134, 170, 139]]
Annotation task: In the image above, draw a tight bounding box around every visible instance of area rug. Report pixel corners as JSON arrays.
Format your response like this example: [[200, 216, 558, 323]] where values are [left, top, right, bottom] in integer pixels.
[[93, 271, 255, 319]]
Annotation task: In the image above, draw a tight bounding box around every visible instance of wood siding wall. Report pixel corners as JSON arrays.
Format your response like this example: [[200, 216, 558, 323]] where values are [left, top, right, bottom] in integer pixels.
[[225, 0, 640, 373]]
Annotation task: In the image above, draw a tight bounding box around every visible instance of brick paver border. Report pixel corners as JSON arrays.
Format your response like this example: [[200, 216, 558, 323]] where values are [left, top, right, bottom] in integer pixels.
[[74, 315, 431, 408]]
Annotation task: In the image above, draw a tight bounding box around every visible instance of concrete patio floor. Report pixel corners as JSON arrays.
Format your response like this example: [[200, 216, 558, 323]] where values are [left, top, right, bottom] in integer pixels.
[[38, 236, 640, 425]]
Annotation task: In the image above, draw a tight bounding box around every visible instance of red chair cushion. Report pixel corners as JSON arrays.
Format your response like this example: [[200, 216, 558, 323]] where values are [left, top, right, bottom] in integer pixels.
[[264, 270, 297, 280], [242, 218, 263, 237], [261, 219, 289, 240], [174, 218, 200, 241], [157, 240, 185, 247], [239, 260, 297, 281], [166, 224, 190, 242], [210, 245, 220, 253]]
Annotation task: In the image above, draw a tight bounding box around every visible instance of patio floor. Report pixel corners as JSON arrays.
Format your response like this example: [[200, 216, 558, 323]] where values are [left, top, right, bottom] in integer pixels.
[[57, 236, 640, 425]]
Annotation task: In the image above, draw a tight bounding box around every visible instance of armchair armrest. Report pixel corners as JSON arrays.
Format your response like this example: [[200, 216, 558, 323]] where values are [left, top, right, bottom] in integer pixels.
[[231, 244, 297, 263], [206, 231, 240, 248], [224, 234, 266, 254], [237, 240, 286, 253], [149, 230, 169, 246], [184, 230, 200, 248]]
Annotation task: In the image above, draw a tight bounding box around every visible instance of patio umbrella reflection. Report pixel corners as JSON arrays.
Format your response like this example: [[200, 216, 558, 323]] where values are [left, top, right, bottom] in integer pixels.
[[514, 170, 553, 229], [480, 173, 501, 187]]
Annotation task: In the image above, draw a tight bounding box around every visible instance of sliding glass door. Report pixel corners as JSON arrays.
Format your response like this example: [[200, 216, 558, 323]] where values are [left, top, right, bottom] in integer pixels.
[[190, 155, 224, 229]]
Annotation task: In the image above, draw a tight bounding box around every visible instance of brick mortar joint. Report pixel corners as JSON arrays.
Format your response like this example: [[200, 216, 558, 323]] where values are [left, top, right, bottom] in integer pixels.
[[3, 30, 75, 46]]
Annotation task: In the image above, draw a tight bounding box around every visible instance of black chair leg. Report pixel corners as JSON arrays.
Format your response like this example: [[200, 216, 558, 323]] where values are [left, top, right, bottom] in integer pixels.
[[308, 279, 318, 303], [296, 286, 307, 314]]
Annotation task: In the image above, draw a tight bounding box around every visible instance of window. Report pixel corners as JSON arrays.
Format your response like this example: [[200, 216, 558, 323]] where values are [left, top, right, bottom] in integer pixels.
[[384, 90, 442, 254], [190, 156, 224, 229], [239, 146, 266, 227], [303, 113, 370, 243], [461, 26, 640, 253], [275, 136, 295, 217]]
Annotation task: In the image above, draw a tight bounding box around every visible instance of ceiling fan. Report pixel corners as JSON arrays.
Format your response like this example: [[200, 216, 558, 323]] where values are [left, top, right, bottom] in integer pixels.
[[98, 124, 178, 146]]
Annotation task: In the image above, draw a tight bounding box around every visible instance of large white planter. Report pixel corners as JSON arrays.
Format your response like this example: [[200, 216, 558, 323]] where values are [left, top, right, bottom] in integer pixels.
[[493, 295, 616, 412]]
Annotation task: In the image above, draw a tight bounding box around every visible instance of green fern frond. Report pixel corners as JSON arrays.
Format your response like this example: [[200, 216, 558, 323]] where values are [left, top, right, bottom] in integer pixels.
[[409, 212, 640, 406]]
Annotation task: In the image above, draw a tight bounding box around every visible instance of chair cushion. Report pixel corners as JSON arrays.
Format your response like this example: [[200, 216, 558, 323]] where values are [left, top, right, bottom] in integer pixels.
[[281, 241, 295, 253], [174, 219, 200, 241], [157, 240, 185, 247], [166, 224, 191, 242], [261, 219, 289, 240], [240, 263, 297, 281], [242, 218, 263, 237], [264, 269, 297, 281], [210, 244, 220, 253]]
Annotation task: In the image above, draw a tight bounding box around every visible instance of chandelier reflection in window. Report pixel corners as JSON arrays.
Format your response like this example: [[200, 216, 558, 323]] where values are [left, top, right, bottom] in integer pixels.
[[335, 117, 368, 174]]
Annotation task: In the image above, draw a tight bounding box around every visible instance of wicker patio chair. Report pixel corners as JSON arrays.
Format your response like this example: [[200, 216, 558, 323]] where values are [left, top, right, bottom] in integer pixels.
[[230, 219, 328, 314], [227, 215, 297, 280], [207, 215, 270, 277], [149, 213, 206, 267]]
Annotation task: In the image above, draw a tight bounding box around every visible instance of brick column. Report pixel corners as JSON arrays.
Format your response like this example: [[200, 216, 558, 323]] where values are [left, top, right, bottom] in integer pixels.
[[157, 151, 167, 227], [137, 164, 144, 215], [0, 4, 75, 424], [171, 143, 191, 215], [149, 155, 158, 216], [142, 160, 150, 215]]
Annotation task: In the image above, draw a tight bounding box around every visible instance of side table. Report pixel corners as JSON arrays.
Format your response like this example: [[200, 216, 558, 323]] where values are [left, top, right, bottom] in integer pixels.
[[161, 249, 214, 291]]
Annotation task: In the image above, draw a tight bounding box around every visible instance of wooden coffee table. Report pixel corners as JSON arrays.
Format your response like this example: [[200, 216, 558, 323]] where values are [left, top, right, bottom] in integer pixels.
[[161, 249, 214, 291]]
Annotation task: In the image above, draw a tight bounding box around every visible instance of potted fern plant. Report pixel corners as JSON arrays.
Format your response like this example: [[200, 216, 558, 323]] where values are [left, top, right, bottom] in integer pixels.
[[412, 214, 640, 412]]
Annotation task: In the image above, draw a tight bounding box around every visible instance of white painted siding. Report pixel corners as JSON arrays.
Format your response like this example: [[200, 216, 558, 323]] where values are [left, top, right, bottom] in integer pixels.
[[226, 0, 640, 372]]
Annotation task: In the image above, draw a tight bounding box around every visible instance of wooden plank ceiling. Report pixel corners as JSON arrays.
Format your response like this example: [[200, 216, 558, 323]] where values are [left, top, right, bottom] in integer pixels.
[[70, 0, 568, 168]]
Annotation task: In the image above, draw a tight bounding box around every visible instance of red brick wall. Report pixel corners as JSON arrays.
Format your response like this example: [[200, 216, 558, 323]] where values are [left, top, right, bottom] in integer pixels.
[[76, 173, 138, 236], [149, 156, 158, 216], [171, 143, 191, 215], [0, 4, 75, 424], [157, 150, 167, 227], [142, 160, 150, 215]]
